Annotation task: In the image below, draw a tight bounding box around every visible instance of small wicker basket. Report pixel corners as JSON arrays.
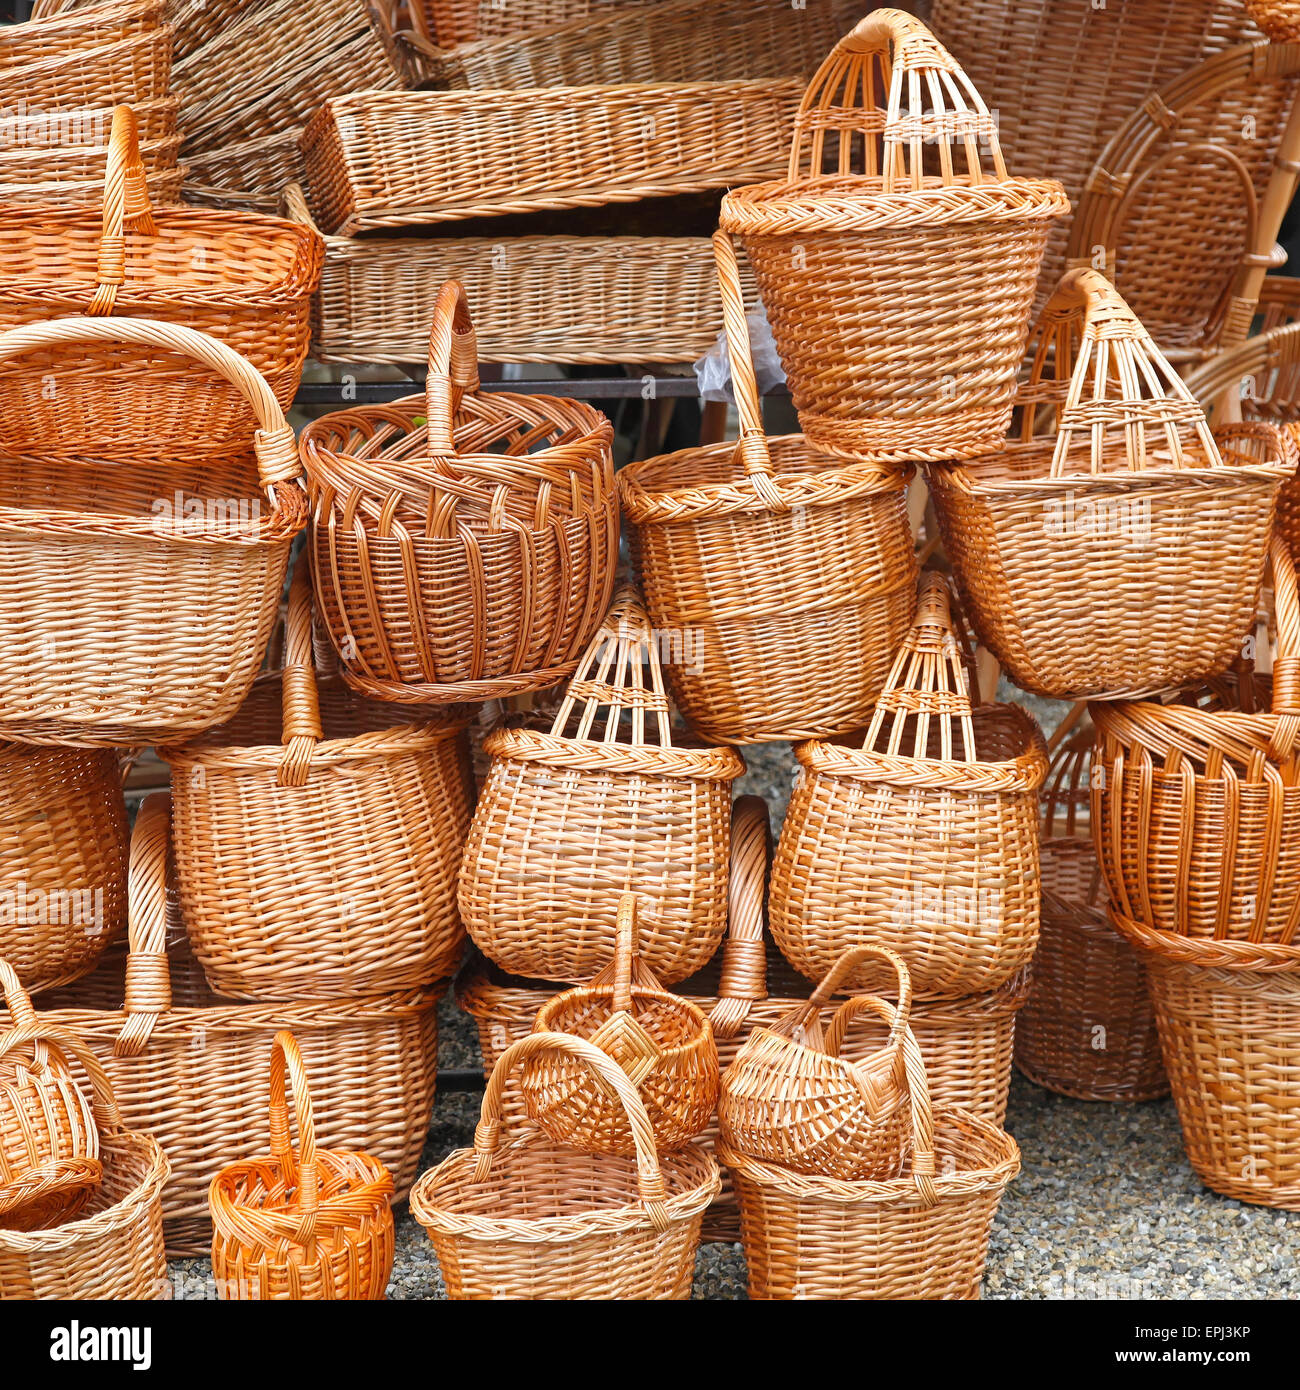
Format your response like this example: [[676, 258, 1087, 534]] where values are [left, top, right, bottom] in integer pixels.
[[1245, 0, 1300, 39]]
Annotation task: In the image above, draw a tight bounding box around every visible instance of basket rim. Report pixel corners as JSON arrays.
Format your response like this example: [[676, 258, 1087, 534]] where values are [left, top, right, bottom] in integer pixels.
[[531, 985, 715, 1065], [481, 724, 744, 782], [1109, 911, 1300, 972], [209, 1148, 393, 1237]]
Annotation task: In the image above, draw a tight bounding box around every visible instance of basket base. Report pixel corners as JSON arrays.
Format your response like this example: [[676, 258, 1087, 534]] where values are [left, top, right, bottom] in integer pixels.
[[796, 405, 1011, 466], [1014, 1061, 1170, 1105]]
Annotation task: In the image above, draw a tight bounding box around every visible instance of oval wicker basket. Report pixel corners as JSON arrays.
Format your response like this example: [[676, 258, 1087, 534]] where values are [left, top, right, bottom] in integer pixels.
[[410, 1031, 720, 1299], [209, 1031, 395, 1300], [520, 893, 719, 1156], [930, 268, 1292, 700], [770, 572, 1047, 997], [619, 232, 918, 744], [718, 946, 915, 1182], [162, 556, 474, 1001], [8, 795, 440, 1256], [461, 585, 742, 984], [301, 279, 618, 704], [718, 8, 1068, 463]]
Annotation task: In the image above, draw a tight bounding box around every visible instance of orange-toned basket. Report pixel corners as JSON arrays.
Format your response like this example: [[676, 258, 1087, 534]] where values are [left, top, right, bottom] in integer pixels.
[[618, 231, 917, 744], [930, 268, 1292, 700], [0, 314, 306, 747], [161, 557, 474, 1001], [0, 106, 321, 456], [410, 1032, 720, 1300], [0, 25, 172, 111], [0, 0, 164, 67], [718, 8, 1068, 463], [460, 586, 743, 985], [209, 1031, 395, 1301], [519, 894, 719, 1157], [718, 946, 915, 1182], [1245, 0, 1300, 40], [301, 280, 618, 704], [770, 572, 1048, 997]]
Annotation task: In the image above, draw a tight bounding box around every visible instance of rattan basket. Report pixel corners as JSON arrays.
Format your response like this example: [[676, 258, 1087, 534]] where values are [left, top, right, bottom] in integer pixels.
[[1246, 0, 1300, 39], [11, 795, 440, 1256], [930, 268, 1291, 700], [209, 1031, 395, 1300], [0, 0, 163, 65], [770, 572, 1047, 997], [417, 0, 659, 47], [0, 24, 173, 110], [410, 1031, 720, 1299], [186, 130, 305, 214], [461, 587, 743, 985], [161, 557, 474, 1001], [0, 315, 305, 747], [300, 79, 801, 234], [619, 232, 918, 744], [301, 280, 618, 704], [0, 745, 127, 994], [718, 8, 1068, 463]]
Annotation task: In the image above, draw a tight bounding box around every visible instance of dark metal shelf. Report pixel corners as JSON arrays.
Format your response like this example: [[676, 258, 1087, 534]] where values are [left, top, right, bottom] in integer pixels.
[[294, 373, 791, 407]]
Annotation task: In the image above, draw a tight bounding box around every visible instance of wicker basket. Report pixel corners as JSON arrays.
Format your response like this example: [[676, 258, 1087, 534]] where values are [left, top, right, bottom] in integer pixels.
[[11, 795, 440, 1256], [209, 1031, 395, 1300], [0, 105, 321, 457], [0, 315, 305, 747], [0, 1026, 168, 1299], [300, 79, 801, 234], [520, 894, 719, 1156], [460, 587, 743, 985], [411, 1031, 720, 1299], [1091, 537, 1300, 946], [161, 558, 474, 1001], [619, 232, 918, 744], [1111, 913, 1300, 1208], [0, 745, 127, 994], [1246, 0, 1300, 40], [0, 152, 183, 210], [930, 268, 1291, 700], [0, 0, 164, 66], [186, 130, 305, 214], [0, 25, 173, 110], [0, 92, 177, 148], [718, 946, 916, 1182], [770, 572, 1047, 997], [718, 9, 1068, 464], [301, 280, 618, 705], [721, 1089, 1019, 1300], [0, 965, 103, 1232]]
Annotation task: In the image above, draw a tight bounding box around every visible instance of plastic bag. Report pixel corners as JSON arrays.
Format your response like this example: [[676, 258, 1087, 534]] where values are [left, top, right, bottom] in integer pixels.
[[693, 300, 787, 404]]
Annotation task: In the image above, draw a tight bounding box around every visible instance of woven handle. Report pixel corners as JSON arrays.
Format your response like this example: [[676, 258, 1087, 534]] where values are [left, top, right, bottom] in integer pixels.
[[113, 793, 173, 1059], [89, 104, 158, 318], [0, 1008, 125, 1136], [771, 943, 914, 1048], [276, 552, 324, 788], [425, 280, 481, 467], [789, 8, 1005, 190], [710, 795, 772, 1038], [0, 957, 38, 1031], [1023, 268, 1222, 478], [474, 1031, 674, 1231], [610, 893, 639, 1016], [266, 1031, 320, 1223], [0, 316, 300, 496], [1269, 534, 1300, 719]]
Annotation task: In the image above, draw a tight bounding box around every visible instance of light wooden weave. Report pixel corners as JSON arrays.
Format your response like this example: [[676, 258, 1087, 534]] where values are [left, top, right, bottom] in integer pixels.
[[0, 0, 164, 66], [1246, 0, 1300, 39], [0, 24, 173, 110]]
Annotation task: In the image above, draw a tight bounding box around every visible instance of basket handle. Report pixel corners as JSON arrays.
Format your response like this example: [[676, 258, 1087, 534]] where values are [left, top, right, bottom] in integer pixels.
[[0, 316, 300, 498], [113, 793, 173, 1059], [424, 280, 481, 470], [1268, 534, 1300, 727], [770, 943, 914, 1044], [710, 795, 772, 1038], [789, 8, 1005, 190], [611, 893, 639, 1015], [712, 232, 785, 513], [89, 105, 158, 318], [0, 955, 38, 1030], [822, 989, 909, 1062], [473, 1031, 676, 1231], [266, 1030, 320, 1223], [276, 551, 324, 788]]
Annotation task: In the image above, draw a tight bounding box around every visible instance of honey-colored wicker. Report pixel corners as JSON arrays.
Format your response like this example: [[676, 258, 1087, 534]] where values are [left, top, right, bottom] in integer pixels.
[[0, 1023, 167, 1298], [929, 0, 1262, 315], [0, 105, 321, 456], [520, 894, 719, 1156], [1091, 536, 1300, 946], [721, 1000, 1020, 1299], [0, 745, 127, 994], [718, 946, 916, 1182], [770, 572, 1047, 997], [0, 0, 164, 66], [413, 0, 659, 50], [410, 1031, 720, 1299], [209, 1031, 395, 1300], [0, 144, 183, 210], [718, 9, 1068, 464], [619, 232, 918, 744], [0, 315, 305, 747], [1064, 42, 1300, 361], [0, 965, 103, 1232], [300, 79, 801, 235], [1246, 0, 1300, 40], [8, 795, 440, 1256], [1110, 912, 1300, 1208], [161, 558, 474, 1002], [301, 280, 618, 704], [0, 25, 173, 110], [461, 587, 743, 985], [0, 92, 177, 148], [930, 268, 1291, 701], [185, 130, 305, 214]]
